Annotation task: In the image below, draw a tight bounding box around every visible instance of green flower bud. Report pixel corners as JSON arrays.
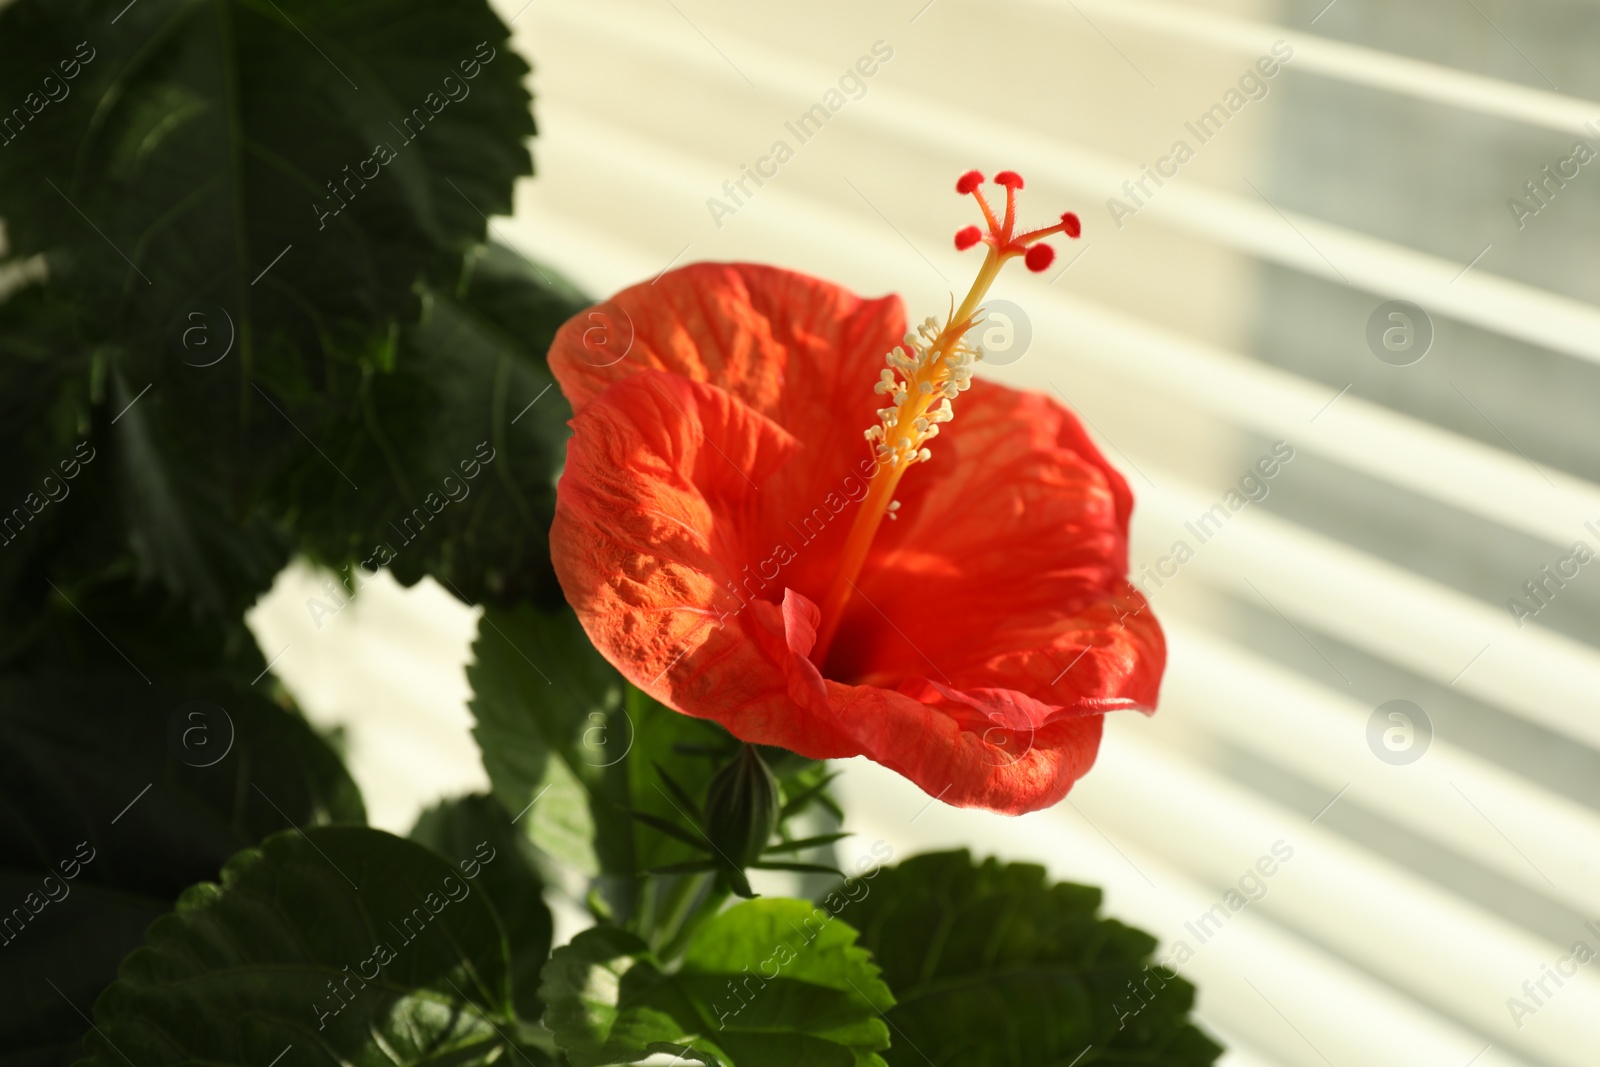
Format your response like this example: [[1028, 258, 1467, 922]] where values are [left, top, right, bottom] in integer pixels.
[[704, 744, 780, 875]]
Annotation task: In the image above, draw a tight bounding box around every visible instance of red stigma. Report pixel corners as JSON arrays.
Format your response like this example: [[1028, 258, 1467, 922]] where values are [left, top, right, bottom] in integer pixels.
[[953, 170, 1080, 266]]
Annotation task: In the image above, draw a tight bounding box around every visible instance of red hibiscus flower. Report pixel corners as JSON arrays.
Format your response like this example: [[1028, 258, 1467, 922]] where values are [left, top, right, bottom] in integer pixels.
[[547, 171, 1164, 815]]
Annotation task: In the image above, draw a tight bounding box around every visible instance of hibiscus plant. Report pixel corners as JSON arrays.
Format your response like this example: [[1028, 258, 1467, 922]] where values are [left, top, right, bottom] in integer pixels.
[[0, 1, 1221, 1064]]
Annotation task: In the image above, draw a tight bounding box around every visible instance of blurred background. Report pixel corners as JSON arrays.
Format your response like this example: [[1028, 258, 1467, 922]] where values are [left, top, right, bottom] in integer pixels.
[[248, 0, 1600, 1064]]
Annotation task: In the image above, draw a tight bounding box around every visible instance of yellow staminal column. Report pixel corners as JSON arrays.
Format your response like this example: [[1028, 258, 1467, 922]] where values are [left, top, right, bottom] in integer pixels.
[[810, 249, 1002, 664], [808, 169, 1081, 668]]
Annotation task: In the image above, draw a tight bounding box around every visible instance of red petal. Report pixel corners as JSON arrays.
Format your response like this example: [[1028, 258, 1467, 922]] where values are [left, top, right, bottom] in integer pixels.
[[548, 263, 902, 434]]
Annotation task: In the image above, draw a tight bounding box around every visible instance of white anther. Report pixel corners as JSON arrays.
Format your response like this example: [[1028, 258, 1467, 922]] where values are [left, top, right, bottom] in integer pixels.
[[916, 448, 932, 463], [928, 399, 954, 423], [919, 381, 933, 395], [892, 390, 907, 406]]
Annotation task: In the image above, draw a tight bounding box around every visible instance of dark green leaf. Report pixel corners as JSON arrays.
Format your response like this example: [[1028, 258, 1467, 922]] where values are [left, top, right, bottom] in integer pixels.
[[0, 0, 539, 616], [0, 672, 364, 1065], [280, 246, 587, 608], [0, 283, 280, 681], [79, 827, 551, 1067], [467, 601, 632, 881], [541, 899, 895, 1067], [5, 570, 273, 685], [829, 850, 1224, 1066], [410, 793, 554, 1021]]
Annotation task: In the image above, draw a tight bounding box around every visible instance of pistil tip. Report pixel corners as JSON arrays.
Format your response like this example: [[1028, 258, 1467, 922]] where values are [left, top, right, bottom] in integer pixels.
[[1024, 244, 1055, 272], [956, 170, 985, 194], [994, 171, 1024, 189], [1062, 212, 1082, 238], [954, 225, 983, 250]]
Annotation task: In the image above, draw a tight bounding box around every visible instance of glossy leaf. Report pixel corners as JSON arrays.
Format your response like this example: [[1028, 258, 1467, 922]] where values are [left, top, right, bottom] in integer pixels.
[[541, 898, 895, 1067], [278, 245, 587, 608], [79, 827, 551, 1067], [410, 793, 555, 1021], [829, 850, 1224, 1066], [0, 672, 364, 1065], [468, 600, 633, 881]]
